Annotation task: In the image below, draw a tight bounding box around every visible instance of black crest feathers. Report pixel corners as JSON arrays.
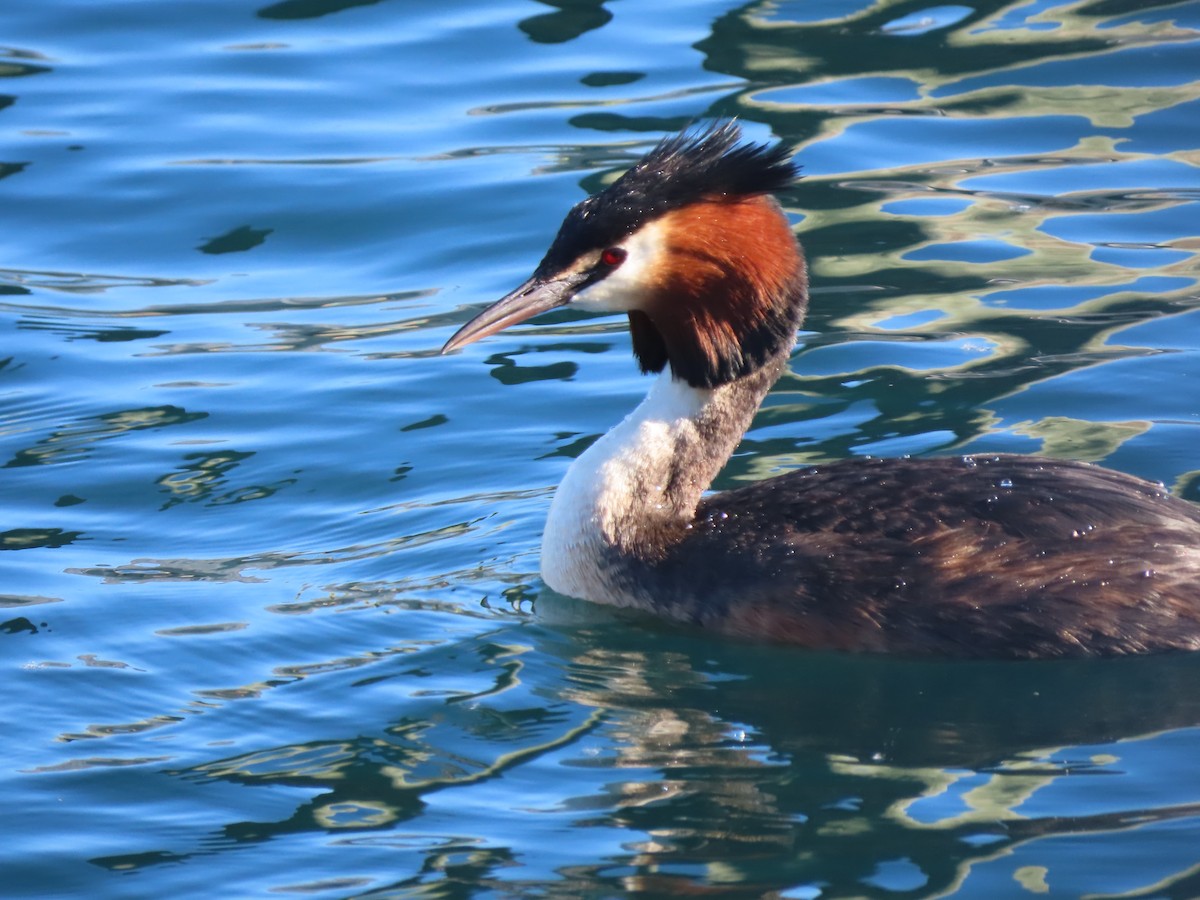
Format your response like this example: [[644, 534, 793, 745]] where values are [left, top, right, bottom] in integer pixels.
[[607, 121, 798, 213], [535, 122, 798, 276]]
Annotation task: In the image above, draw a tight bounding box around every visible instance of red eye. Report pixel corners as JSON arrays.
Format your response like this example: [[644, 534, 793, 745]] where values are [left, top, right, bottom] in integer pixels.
[[600, 247, 627, 268]]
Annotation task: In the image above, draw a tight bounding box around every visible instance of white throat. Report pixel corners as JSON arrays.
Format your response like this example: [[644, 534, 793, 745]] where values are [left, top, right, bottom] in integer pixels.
[[541, 371, 712, 603]]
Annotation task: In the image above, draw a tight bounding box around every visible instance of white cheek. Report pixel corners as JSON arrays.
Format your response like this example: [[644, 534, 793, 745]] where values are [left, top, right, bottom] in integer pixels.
[[570, 219, 664, 313]]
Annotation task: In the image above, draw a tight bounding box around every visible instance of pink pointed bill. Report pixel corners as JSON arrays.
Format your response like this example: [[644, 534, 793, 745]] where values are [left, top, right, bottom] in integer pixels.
[[441, 275, 582, 354]]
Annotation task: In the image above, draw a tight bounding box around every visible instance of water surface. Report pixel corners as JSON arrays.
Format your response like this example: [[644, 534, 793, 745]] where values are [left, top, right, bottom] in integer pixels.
[[3, 0, 1200, 896]]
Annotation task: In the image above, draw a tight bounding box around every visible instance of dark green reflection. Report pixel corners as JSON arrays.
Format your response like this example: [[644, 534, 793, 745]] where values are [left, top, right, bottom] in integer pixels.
[[4, 406, 207, 469], [257, 0, 384, 20], [157, 450, 296, 509], [197, 225, 273, 256], [0, 527, 81, 550], [519, 0, 613, 44]]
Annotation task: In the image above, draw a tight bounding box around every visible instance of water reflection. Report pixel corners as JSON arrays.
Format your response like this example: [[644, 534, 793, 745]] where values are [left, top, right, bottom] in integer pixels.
[[78, 615, 1200, 895], [539, 627, 1200, 894], [156, 450, 298, 509], [196, 224, 273, 255], [0, 527, 82, 549], [3, 405, 207, 469], [256, 0, 385, 21], [520, 1, 613, 45]]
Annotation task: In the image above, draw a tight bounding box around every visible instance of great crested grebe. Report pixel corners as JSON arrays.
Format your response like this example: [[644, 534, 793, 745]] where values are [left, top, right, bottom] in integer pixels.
[[442, 122, 1200, 659]]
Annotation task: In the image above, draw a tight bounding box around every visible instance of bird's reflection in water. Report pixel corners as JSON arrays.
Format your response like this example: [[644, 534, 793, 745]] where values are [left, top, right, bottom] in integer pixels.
[[536, 596, 1200, 894]]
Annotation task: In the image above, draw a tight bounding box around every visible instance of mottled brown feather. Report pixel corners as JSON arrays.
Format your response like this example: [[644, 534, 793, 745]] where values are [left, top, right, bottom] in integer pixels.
[[622, 455, 1200, 658]]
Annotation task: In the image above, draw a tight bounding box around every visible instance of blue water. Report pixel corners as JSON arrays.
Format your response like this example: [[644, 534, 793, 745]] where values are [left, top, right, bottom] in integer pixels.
[[4, 0, 1200, 896]]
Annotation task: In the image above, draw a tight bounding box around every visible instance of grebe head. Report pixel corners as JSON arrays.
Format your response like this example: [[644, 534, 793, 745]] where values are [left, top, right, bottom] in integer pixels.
[[441, 122, 809, 388]]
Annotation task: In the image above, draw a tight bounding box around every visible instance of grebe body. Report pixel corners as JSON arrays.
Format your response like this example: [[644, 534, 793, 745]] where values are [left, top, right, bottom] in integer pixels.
[[443, 123, 1200, 658]]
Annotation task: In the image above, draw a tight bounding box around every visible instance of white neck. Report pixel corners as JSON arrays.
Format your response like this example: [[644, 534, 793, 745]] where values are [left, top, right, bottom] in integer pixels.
[[540, 360, 782, 606]]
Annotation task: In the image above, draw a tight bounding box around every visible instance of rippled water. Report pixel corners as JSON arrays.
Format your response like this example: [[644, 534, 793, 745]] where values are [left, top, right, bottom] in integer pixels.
[[4, 0, 1200, 896]]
